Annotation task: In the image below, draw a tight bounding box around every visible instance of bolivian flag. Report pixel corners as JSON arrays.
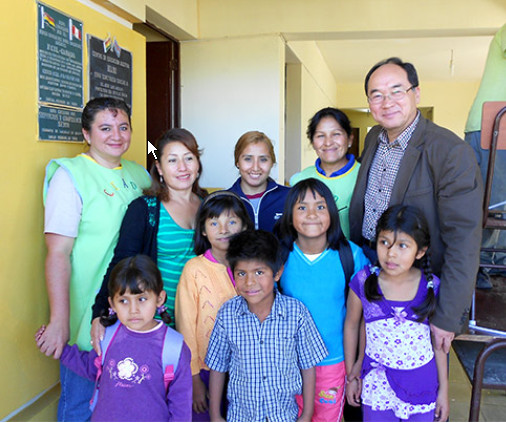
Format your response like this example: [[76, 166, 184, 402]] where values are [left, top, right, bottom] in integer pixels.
[[103, 35, 112, 53], [43, 12, 55, 29]]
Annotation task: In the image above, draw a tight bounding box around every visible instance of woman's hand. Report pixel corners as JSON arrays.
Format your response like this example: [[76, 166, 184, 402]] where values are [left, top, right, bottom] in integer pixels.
[[345, 377, 362, 407], [192, 374, 209, 414], [90, 317, 105, 355], [35, 320, 68, 359]]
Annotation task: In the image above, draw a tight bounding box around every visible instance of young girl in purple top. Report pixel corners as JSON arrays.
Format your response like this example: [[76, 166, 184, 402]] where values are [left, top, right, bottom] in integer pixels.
[[36, 255, 192, 422], [344, 205, 449, 422]]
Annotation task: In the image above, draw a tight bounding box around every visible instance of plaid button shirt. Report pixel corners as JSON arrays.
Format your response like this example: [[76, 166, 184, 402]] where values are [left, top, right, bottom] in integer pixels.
[[205, 291, 328, 422], [362, 112, 421, 240]]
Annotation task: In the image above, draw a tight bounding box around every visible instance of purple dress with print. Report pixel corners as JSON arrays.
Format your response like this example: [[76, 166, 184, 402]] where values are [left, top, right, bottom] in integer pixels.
[[349, 266, 440, 420]]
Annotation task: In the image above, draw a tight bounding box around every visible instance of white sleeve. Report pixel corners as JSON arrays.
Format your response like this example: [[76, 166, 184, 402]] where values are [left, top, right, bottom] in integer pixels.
[[44, 167, 82, 237]]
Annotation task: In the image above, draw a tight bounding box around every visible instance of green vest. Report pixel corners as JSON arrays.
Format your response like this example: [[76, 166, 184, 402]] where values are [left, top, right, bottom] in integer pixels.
[[43, 154, 151, 349]]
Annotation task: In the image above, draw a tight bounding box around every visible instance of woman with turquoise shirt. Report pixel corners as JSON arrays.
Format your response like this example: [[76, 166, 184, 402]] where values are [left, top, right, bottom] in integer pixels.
[[90, 128, 208, 349], [37, 98, 152, 422], [290, 107, 360, 239]]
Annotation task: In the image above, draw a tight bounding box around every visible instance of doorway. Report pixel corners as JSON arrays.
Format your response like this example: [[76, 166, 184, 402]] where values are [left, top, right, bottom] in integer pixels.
[[134, 23, 180, 172]]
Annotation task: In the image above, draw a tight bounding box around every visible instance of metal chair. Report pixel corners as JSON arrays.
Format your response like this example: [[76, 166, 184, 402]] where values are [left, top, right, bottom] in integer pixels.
[[469, 102, 506, 336], [453, 103, 506, 421], [453, 336, 506, 421]]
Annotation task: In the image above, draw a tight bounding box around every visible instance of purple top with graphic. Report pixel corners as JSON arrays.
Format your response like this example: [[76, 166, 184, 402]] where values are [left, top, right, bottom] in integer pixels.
[[350, 266, 440, 419], [60, 322, 192, 422]]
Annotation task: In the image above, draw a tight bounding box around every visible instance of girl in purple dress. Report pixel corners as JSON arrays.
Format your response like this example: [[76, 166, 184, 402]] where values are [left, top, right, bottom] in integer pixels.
[[344, 205, 449, 422], [36, 255, 192, 422]]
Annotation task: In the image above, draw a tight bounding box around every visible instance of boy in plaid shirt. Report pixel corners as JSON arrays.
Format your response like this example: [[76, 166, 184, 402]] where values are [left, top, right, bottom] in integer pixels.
[[205, 230, 328, 422]]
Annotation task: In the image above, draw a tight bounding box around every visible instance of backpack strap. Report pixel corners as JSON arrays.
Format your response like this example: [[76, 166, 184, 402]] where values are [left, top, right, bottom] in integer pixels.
[[161, 325, 184, 391], [89, 321, 122, 412], [338, 241, 355, 298]]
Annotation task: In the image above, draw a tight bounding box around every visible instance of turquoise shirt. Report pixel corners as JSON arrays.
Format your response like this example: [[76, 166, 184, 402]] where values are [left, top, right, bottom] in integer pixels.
[[279, 242, 369, 365], [157, 205, 195, 327]]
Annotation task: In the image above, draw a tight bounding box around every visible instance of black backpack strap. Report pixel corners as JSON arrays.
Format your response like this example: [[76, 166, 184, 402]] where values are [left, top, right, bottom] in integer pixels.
[[338, 241, 354, 297]]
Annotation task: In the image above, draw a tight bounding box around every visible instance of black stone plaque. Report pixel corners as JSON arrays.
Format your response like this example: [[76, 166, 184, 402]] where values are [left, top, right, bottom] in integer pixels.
[[39, 106, 83, 142], [37, 3, 83, 108], [88, 35, 132, 109]]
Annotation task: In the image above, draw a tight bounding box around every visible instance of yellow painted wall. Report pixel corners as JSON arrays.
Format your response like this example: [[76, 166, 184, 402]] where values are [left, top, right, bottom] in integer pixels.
[[336, 80, 481, 139], [197, 0, 505, 38], [93, 0, 199, 39], [0, 0, 147, 420]]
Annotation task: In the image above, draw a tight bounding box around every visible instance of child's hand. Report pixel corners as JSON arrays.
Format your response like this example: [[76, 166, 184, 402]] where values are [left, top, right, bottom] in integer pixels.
[[192, 375, 209, 414], [345, 377, 362, 407], [434, 387, 449, 421], [349, 360, 363, 382], [296, 411, 312, 422]]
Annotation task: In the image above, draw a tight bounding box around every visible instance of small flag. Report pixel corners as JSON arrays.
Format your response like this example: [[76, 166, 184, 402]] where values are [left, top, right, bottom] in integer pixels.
[[112, 37, 122, 58], [69, 20, 81, 41], [103, 34, 112, 53], [43, 12, 55, 29]]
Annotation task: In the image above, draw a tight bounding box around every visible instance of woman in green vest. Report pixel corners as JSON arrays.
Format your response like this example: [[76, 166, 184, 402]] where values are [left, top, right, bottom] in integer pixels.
[[37, 97, 151, 422], [289, 107, 360, 239]]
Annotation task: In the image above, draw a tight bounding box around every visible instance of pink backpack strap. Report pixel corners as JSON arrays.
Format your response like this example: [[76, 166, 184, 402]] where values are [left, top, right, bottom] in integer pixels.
[[89, 321, 122, 411], [161, 325, 184, 391]]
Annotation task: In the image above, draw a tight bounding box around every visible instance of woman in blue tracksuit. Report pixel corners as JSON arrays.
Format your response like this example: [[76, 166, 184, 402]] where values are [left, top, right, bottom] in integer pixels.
[[228, 131, 289, 232]]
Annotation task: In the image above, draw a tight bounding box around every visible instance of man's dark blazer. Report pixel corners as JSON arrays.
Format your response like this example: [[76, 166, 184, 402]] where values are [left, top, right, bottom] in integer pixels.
[[349, 115, 483, 333]]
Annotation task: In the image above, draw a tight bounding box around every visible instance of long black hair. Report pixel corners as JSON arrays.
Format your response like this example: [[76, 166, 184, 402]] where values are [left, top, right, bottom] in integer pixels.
[[275, 178, 354, 283], [100, 255, 171, 326], [364, 204, 436, 322]]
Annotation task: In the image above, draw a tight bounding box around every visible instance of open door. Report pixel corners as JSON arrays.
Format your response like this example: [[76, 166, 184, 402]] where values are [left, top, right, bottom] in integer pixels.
[[135, 23, 180, 173]]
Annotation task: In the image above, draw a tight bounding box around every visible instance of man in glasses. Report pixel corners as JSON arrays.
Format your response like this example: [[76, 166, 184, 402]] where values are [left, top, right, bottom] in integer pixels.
[[349, 57, 483, 354]]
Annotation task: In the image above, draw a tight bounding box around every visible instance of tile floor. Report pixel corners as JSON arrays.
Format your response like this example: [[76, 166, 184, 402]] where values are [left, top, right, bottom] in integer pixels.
[[449, 342, 506, 421]]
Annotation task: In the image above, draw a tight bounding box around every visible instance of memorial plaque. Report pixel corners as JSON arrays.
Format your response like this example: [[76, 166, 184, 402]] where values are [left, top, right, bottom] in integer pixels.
[[39, 106, 83, 142], [89, 35, 132, 109], [37, 3, 83, 108]]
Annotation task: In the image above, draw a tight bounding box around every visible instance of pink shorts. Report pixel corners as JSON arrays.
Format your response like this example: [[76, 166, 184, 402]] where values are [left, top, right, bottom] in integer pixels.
[[296, 361, 346, 422]]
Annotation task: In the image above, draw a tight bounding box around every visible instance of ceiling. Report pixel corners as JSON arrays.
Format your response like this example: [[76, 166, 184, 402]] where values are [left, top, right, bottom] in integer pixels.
[[315, 35, 492, 84], [283, 27, 497, 86]]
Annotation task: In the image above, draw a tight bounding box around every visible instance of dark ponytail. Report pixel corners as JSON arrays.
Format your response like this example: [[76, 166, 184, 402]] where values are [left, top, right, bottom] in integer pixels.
[[412, 253, 437, 322], [158, 307, 172, 326], [100, 308, 118, 327], [364, 265, 382, 302]]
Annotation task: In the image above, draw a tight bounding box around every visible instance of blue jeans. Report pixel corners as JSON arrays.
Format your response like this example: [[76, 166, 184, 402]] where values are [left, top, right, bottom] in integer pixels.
[[465, 131, 506, 268], [57, 363, 94, 422]]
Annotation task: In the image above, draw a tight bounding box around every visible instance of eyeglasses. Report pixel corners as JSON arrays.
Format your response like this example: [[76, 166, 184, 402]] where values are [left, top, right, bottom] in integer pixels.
[[367, 86, 416, 105]]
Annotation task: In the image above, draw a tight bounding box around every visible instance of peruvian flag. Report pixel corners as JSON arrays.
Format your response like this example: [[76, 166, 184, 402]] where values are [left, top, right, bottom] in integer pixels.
[[69, 19, 81, 41], [72, 24, 81, 40]]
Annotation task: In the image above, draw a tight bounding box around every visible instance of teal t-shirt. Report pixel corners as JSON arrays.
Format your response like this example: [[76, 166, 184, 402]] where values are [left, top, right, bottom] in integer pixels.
[[157, 205, 196, 327], [279, 242, 369, 365]]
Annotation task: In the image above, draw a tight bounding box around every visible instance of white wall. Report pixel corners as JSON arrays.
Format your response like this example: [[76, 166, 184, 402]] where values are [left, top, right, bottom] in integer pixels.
[[181, 35, 285, 188], [285, 41, 340, 179]]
